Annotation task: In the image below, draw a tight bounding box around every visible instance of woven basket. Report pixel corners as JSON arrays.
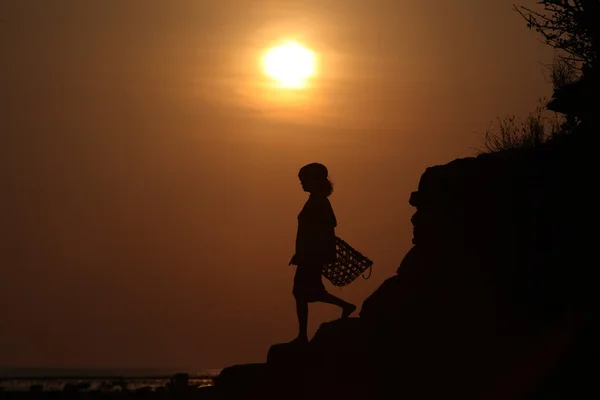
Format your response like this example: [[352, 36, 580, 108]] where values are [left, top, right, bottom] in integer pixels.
[[322, 236, 373, 287]]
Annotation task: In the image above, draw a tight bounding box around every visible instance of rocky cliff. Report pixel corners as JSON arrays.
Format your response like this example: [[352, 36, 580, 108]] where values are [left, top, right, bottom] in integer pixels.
[[206, 131, 598, 400]]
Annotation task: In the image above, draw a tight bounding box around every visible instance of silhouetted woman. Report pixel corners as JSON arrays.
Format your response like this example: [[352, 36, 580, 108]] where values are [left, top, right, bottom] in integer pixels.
[[289, 163, 356, 344]]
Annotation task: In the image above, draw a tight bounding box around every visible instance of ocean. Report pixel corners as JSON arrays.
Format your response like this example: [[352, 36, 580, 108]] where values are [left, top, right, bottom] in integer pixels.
[[0, 368, 218, 392]]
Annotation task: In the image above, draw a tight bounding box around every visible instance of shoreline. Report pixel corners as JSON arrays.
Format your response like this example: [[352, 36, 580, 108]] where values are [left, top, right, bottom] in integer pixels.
[[0, 375, 217, 381], [0, 373, 216, 394]]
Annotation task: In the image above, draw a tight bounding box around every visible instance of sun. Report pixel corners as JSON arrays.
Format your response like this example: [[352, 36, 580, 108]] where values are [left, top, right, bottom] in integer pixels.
[[262, 41, 316, 89]]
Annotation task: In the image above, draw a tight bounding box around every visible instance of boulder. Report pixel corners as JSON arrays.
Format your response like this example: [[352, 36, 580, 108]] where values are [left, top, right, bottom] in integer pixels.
[[213, 363, 269, 399], [215, 130, 598, 399]]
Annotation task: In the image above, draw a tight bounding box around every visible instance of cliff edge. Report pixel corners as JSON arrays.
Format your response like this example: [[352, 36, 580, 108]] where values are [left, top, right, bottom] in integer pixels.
[[208, 131, 598, 400]]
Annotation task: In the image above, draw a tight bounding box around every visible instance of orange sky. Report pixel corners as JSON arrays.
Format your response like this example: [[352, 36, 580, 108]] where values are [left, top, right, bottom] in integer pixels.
[[1, 0, 554, 370]]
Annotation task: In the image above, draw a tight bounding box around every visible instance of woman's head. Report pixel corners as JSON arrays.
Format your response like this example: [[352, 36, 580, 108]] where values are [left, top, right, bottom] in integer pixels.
[[298, 163, 333, 197]]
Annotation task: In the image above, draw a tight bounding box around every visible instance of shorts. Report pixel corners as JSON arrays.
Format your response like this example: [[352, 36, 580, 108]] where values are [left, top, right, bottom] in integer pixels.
[[293, 263, 328, 302]]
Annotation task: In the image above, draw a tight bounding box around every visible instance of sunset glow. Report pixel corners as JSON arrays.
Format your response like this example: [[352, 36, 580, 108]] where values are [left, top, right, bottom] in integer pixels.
[[3, 0, 565, 376], [262, 41, 316, 89]]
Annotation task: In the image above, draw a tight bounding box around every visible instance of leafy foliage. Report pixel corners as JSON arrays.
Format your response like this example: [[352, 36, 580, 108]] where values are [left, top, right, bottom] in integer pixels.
[[548, 56, 579, 89], [481, 2, 599, 153], [514, 1, 600, 70]]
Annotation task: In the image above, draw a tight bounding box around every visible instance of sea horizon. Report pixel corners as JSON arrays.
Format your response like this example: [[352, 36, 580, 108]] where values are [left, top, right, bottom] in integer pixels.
[[0, 367, 221, 379]]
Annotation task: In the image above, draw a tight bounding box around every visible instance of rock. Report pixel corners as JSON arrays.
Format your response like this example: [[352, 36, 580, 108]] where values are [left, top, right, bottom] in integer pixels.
[[265, 342, 312, 399], [213, 363, 276, 400], [214, 363, 268, 390], [216, 129, 598, 399], [307, 318, 380, 399], [266, 341, 310, 368], [222, 361, 307, 400], [29, 384, 43, 392], [358, 131, 598, 397], [195, 385, 222, 399], [309, 318, 373, 374], [169, 372, 190, 392]]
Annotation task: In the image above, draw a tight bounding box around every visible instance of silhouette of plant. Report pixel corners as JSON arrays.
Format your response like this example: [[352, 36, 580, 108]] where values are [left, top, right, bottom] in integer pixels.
[[481, 99, 569, 153], [548, 56, 579, 89], [515, 2, 599, 132], [514, 1, 600, 70], [480, 2, 598, 153]]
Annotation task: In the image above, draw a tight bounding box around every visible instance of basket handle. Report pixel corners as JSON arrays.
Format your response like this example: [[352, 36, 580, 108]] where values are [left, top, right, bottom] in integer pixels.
[[362, 265, 372, 280]]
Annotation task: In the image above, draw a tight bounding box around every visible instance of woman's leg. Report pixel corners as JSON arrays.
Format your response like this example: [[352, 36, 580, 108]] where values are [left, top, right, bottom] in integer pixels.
[[295, 297, 309, 341], [319, 292, 357, 318], [292, 264, 311, 342]]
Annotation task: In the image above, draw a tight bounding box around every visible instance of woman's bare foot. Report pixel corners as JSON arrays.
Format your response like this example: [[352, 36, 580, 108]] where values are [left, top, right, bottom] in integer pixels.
[[341, 304, 357, 319], [289, 335, 309, 345]]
